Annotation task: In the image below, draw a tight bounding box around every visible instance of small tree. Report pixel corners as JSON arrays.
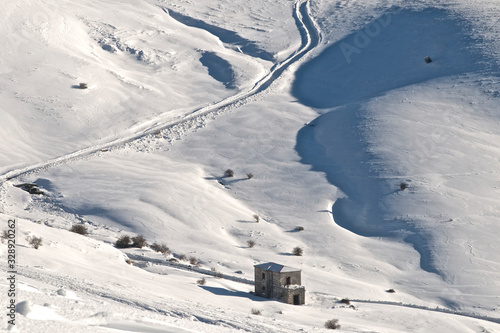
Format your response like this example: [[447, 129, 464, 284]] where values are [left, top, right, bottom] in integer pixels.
[[70, 224, 88, 236], [224, 169, 234, 177], [400, 182, 408, 191], [325, 319, 340, 330], [131, 235, 148, 248], [247, 240, 256, 248], [115, 235, 132, 248], [253, 214, 260, 223], [27, 236, 43, 249], [292, 246, 303, 256]]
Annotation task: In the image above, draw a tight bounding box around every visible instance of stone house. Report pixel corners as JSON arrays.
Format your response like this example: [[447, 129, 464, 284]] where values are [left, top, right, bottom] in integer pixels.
[[254, 262, 305, 305]]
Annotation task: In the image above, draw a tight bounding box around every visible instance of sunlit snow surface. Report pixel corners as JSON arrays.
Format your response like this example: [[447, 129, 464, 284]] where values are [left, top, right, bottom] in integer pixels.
[[1, 0, 500, 332]]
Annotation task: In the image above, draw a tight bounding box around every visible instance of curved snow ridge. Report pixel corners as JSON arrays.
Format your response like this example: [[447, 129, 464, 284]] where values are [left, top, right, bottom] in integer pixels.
[[126, 253, 254, 285], [349, 299, 500, 325], [0, 0, 321, 184]]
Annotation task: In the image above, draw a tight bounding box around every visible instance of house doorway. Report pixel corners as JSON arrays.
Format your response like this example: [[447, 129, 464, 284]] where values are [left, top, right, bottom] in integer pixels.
[[293, 294, 300, 305]]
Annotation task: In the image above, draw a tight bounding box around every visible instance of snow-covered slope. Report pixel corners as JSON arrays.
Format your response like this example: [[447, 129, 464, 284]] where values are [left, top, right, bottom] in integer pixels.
[[1, 0, 500, 332]]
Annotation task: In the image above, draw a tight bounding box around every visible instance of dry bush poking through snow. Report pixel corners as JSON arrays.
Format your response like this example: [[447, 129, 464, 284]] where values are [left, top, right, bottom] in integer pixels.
[[247, 240, 256, 248], [251, 308, 261, 315], [131, 235, 148, 248], [246, 173, 254, 179], [150, 242, 171, 254], [292, 246, 303, 256], [115, 235, 132, 248], [70, 224, 88, 236], [197, 277, 206, 285], [253, 214, 260, 223], [1, 230, 8, 243], [339, 298, 350, 305], [189, 256, 201, 266], [224, 169, 234, 177], [178, 254, 187, 261], [325, 319, 341, 329], [27, 236, 43, 249]]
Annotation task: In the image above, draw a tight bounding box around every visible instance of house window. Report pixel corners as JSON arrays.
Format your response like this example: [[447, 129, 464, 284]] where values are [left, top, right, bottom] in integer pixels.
[[286, 276, 291, 285], [262, 273, 265, 280]]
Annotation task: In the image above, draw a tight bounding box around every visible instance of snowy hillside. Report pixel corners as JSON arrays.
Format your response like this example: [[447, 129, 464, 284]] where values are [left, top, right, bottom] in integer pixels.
[[1, 0, 500, 332]]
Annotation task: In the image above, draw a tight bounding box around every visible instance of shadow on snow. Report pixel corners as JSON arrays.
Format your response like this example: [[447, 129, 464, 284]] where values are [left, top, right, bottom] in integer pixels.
[[293, 7, 494, 275]]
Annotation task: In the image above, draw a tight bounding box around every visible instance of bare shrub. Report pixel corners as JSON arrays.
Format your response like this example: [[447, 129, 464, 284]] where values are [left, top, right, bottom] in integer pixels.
[[150, 242, 170, 254], [27, 236, 43, 249], [387, 289, 396, 293], [115, 235, 132, 248], [325, 319, 341, 330], [131, 235, 148, 248], [292, 246, 303, 256], [400, 182, 408, 191], [253, 214, 260, 223], [197, 277, 206, 285], [247, 240, 256, 248], [125, 259, 132, 265], [1, 230, 8, 243], [79, 83, 88, 89], [189, 256, 200, 266], [214, 271, 223, 279], [295, 226, 304, 232], [224, 169, 234, 177], [70, 224, 88, 236], [251, 308, 261, 315], [178, 254, 187, 261], [246, 173, 254, 179], [339, 298, 350, 305]]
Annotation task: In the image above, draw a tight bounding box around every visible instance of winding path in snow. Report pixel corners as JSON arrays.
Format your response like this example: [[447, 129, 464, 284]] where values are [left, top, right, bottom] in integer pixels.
[[0, 0, 320, 183]]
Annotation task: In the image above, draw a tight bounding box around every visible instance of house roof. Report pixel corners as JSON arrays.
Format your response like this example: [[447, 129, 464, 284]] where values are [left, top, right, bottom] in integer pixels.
[[254, 262, 301, 273]]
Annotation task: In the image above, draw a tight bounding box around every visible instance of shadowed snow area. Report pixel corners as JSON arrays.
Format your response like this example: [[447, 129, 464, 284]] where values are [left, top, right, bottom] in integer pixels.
[[292, 8, 489, 108], [295, 7, 500, 280], [166, 9, 275, 62], [199, 52, 236, 89]]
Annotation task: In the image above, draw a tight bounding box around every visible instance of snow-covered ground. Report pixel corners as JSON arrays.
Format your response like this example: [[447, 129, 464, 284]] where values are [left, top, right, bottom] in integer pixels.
[[1, 0, 500, 332]]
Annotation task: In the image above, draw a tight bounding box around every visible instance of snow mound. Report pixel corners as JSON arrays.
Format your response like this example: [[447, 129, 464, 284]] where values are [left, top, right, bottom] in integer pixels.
[[15, 301, 32, 316]]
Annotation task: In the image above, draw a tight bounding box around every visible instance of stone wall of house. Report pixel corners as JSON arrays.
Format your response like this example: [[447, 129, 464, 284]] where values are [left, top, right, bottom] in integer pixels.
[[254, 267, 274, 298], [279, 271, 301, 286], [255, 267, 305, 304], [281, 286, 306, 305]]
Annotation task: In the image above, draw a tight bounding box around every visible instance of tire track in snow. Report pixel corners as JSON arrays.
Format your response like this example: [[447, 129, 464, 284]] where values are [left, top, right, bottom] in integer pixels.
[[0, 0, 321, 184]]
